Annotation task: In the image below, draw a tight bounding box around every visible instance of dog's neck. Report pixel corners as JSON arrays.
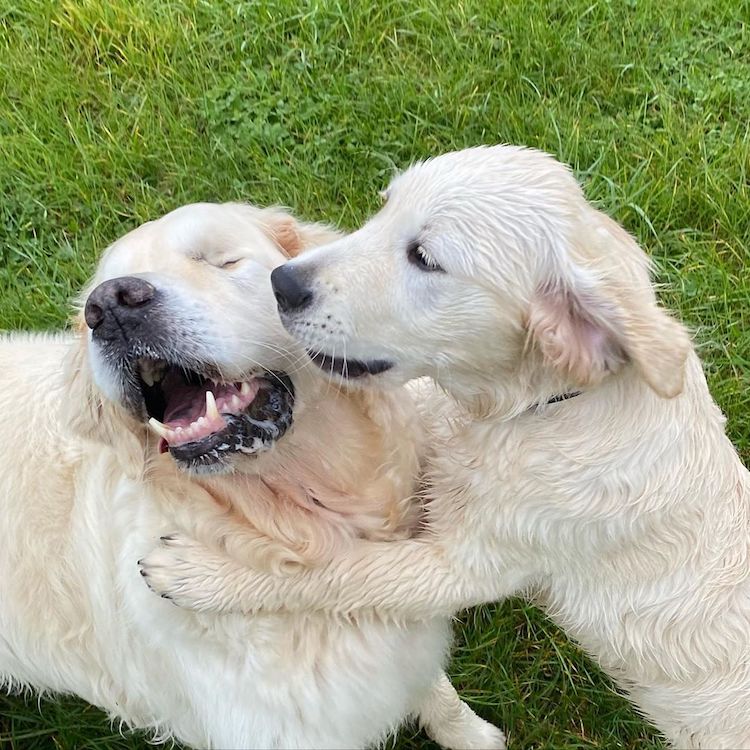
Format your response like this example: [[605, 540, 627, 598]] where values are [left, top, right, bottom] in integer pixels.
[[445, 350, 728, 531], [437, 360, 586, 422], [192, 369, 422, 541]]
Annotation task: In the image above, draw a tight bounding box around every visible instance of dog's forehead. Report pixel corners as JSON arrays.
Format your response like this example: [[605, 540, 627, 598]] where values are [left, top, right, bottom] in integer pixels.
[[99, 206, 284, 279], [382, 157, 493, 230], [387, 149, 496, 197], [157, 206, 283, 264], [377, 147, 582, 261], [385, 146, 577, 216]]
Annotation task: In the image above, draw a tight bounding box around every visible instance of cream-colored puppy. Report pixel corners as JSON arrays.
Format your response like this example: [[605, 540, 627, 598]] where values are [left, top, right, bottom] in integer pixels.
[[143, 149, 750, 749], [0, 202, 504, 749]]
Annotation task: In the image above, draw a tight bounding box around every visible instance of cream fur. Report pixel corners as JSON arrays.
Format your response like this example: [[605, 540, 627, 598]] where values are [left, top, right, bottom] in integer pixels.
[[0, 202, 505, 749], [143, 149, 750, 749]]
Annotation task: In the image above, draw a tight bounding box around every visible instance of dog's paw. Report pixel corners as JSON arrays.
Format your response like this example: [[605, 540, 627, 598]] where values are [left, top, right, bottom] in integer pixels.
[[456, 717, 506, 750], [434, 718, 506, 750], [425, 711, 507, 750], [138, 534, 232, 613]]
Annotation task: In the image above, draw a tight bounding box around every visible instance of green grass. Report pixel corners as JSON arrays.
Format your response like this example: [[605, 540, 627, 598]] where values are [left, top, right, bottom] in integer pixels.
[[1, 0, 748, 747]]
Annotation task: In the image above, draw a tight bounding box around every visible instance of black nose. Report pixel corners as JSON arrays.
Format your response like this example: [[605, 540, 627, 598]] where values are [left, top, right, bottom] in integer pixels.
[[84, 276, 156, 331], [271, 264, 313, 313]]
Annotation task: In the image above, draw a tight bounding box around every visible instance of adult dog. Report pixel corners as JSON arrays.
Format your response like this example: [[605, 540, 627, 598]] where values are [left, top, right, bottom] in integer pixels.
[[0, 202, 505, 749], [143, 148, 750, 748]]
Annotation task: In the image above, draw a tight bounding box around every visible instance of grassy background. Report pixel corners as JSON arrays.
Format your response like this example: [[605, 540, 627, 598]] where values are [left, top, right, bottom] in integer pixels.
[[1, 0, 748, 747]]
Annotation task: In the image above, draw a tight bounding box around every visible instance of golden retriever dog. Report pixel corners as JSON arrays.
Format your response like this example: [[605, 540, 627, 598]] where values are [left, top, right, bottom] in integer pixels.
[[143, 148, 750, 748], [0, 202, 505, 749]]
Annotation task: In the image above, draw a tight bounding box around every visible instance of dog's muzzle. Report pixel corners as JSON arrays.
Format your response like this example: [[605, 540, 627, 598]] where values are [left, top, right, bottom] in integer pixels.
[[84, 277, 296, 475], [85, 276, 158, 343]]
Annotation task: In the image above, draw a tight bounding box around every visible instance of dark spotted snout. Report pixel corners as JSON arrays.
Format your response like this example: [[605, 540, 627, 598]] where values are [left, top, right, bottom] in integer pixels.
[[85, 276, 157, 338]]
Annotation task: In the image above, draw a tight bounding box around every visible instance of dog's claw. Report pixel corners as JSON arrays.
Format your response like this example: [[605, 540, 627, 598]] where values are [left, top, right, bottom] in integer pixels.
[[137, 533, 231, 613]]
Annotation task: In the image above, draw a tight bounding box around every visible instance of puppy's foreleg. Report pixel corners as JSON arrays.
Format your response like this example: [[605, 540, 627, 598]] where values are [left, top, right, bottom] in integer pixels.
[[417, 673, 506, 749], [139, 534, 527, 620]]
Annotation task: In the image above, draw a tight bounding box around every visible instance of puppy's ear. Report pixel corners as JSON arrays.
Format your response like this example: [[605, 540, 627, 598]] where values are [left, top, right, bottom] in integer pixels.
[[62, 310, 145, 478], [526, 212, 690, 398], [258, 206, 341, 258]]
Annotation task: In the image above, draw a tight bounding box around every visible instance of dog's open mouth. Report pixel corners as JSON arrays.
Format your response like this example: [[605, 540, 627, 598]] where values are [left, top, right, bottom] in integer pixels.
[[137, 358, 294, 473], [306, 351, 393, 379]]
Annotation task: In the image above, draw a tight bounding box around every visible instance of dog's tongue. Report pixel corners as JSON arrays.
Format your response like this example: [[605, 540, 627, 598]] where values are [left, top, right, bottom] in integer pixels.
[[160, 370, 236, 425], [149, 371, 262, 453], [162, 377, 211, 426]]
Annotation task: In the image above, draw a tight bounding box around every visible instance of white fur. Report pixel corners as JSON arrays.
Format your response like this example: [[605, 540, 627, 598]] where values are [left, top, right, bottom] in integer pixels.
[[143, 149, 750, 749], [0, 202, 505, 749]]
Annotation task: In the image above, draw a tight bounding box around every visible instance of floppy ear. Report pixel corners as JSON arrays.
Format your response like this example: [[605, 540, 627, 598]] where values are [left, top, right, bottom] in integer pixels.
[[256, 206, 342, 258], [224, 202, 341, 257], [526, 213, 691, 398], [62, 309, 145, 478]]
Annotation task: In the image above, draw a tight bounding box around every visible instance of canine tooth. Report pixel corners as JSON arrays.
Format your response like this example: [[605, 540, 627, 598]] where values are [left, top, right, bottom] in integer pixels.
[[231, 395, 242, 411], [205, 390, 220, 421], [240, 381, 252, 396], [148, 418, 171, 440]]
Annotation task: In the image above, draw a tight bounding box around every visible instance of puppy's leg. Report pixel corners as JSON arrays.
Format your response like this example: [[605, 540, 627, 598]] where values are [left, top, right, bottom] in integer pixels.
[[139, 534, 530, 620], [417, 673, 506, 750]]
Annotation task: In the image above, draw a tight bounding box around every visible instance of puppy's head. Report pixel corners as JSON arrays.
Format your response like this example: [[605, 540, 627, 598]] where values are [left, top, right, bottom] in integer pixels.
[[271, 146, 690, 413], [67, 202, 338, 475]]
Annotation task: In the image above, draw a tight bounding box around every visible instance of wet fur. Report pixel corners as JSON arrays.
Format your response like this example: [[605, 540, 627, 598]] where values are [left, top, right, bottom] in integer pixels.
[[143, 150, 750, 749]]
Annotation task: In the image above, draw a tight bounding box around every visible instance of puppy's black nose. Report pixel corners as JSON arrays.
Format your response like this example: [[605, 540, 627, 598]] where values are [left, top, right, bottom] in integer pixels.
[[271, 264, 313, 313], [85, 276, 156, 331]]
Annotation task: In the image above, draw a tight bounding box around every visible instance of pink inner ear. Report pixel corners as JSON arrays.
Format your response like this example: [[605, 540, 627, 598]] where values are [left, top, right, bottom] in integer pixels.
[[528, 283, 626, 385], [271, 218, 303, 258]]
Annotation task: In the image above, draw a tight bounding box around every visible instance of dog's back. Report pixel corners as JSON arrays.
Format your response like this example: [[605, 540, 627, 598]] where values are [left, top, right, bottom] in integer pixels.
[[0, 333, 95, 693]]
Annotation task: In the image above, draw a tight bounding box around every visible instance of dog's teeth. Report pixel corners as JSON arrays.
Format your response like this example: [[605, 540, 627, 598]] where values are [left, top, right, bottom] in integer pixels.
[[139, 359, 156, 386], [153, 361, 167, 382], [231, 395, 242, 411], [148, 418, 171, 440], [139, 358, 166, 387], [205, 390, 220, 421], [240, 381, 252, 396]]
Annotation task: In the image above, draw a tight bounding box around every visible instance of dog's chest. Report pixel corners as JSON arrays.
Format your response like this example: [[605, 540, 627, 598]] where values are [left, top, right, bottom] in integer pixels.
[[430, 426, 647, 564]]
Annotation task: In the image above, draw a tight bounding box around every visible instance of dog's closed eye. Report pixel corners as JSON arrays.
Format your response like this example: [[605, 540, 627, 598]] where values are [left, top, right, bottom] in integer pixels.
[[189, 254, 243, 269], [189, 251, 245, 269], [220, 258, 242, 269]]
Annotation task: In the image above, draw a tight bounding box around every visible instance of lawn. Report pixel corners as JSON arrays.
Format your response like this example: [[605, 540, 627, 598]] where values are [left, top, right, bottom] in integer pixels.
[[1, 0, 748, 747]]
